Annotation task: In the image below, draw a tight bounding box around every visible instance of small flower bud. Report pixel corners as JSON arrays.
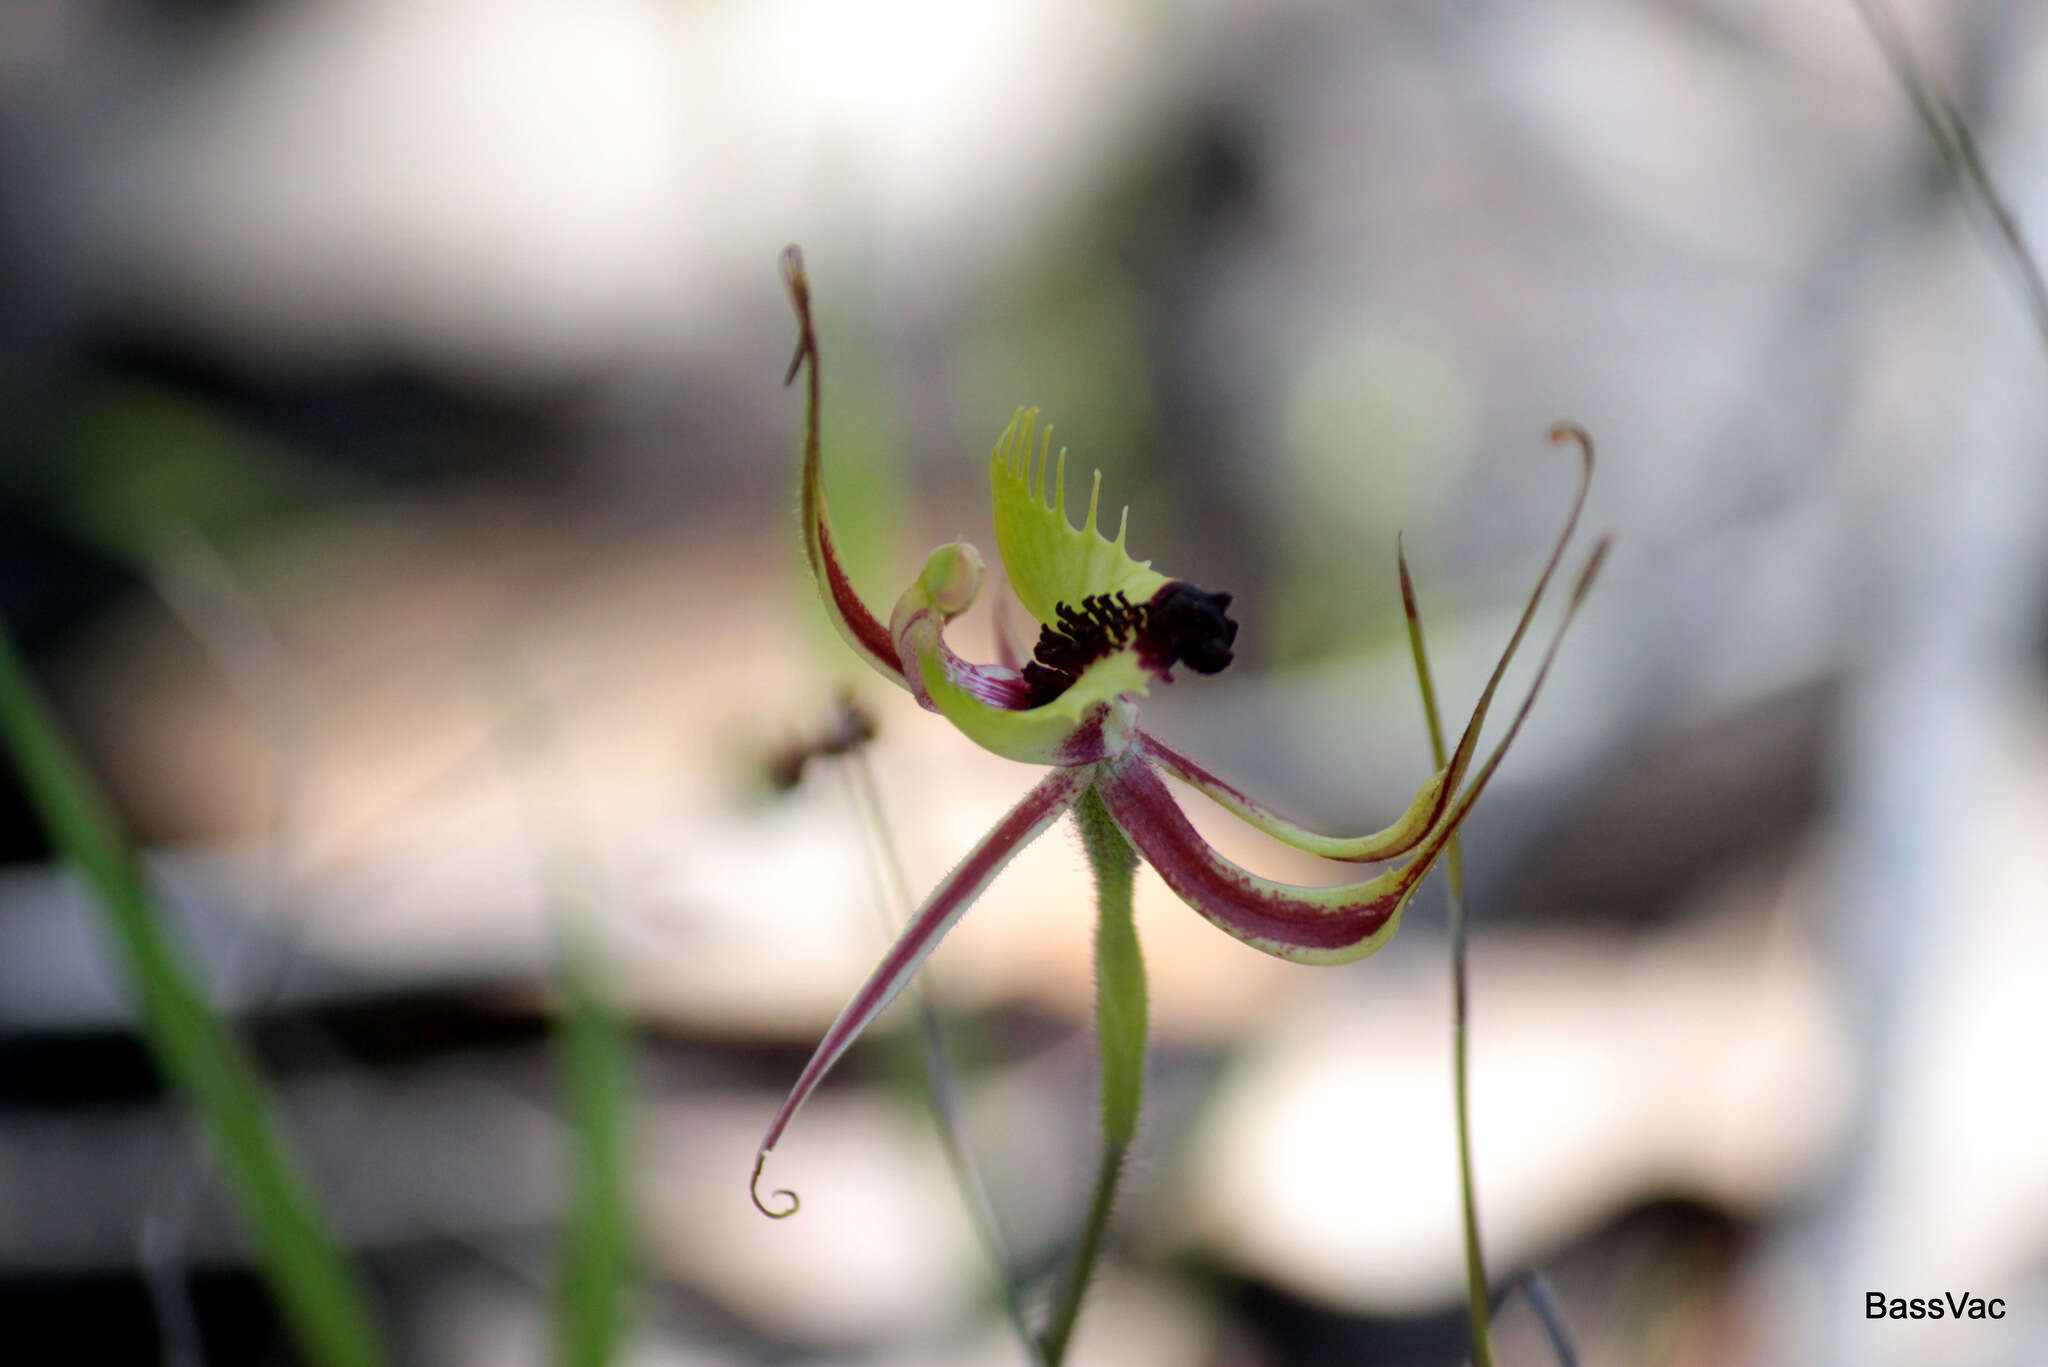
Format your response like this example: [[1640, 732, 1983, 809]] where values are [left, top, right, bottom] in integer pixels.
[[918, 542, 984, 618]]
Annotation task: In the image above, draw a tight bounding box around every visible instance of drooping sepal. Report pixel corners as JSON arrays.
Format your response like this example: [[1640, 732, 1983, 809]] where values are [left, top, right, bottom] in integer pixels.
[[990, 409, 1170, 626], [1100, 533, 1608, 963], [751, 764, 1090, 1216], [1138, 733, 1449, 863], [1095, 755, 1420, 964], [1133, 419, 1599, 863]]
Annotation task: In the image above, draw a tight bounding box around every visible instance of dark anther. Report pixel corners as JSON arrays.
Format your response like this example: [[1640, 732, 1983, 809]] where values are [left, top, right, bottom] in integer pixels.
[[1018, 580, 1238, 707], [1020, 592, 1146, 706], [1139, 582, 1237, 675]]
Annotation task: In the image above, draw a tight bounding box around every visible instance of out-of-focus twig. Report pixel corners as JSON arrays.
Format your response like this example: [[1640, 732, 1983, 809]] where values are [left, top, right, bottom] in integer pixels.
[[1518, 1272, 1581, 1367], [1853, 0, 2048, 357], [1400, 547, 1494, 1367], [1487, 1272, 1582, 1367]]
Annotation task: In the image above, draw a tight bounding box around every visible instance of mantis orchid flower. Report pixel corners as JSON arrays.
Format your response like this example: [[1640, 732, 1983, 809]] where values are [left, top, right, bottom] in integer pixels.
[[755, 247, 1607, 1216]]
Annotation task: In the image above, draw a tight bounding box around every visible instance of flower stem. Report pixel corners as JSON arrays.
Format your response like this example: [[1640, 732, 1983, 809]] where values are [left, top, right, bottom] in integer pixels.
[[1401, 554, 1495, 1367], [1447, 867, 1493, 1367], [1041, 786, 1147, 1366]]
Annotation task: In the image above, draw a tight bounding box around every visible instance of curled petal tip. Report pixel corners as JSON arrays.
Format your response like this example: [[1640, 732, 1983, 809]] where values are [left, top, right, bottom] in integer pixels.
[[782, 247, 814, 386], [916, 541, 984, 618], [750, 1151, 801, 1219], [1546, 420, 1595, 474]]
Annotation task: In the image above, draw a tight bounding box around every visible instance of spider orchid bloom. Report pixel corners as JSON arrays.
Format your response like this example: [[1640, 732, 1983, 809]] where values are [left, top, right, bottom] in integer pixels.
[[756, 248, 1606, 1216]]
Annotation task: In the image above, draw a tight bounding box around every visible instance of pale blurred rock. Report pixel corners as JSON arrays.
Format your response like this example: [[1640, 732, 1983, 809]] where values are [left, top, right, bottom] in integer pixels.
[[70, 0, 1172, 381], [1170, 861, 1855, 1313], [641, 1093, 987, 1345], [63, 494, 1358, 1039], [1812, 696, 2048, 1367]]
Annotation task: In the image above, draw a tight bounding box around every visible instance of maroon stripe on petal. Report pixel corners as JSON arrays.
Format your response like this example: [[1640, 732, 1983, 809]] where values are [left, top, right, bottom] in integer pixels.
[[752, 764, 1087, 1215], [1407, 423, 1596, 817], [1102, 532, 1610, 963], [922, 628, 1037, 709], [784, 246, 906, 685], [1134, 733, 1263, 811], [812, 511, 904, 675], [1095, 756, 1409, 953], [1136, 731, 1437, 862]]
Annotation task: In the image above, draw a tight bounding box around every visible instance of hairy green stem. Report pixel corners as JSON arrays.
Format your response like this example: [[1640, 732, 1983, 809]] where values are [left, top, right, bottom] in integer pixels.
[[1448, 865, 1492, 1367], [1040, 786, 1147, 1366], [1040, 1138, 1128, 1367], [1403, 578, 1495, 1367]]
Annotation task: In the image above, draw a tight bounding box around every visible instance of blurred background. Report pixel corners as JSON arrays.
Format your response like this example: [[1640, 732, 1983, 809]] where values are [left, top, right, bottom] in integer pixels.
[[3, 0, 2047, 1363]]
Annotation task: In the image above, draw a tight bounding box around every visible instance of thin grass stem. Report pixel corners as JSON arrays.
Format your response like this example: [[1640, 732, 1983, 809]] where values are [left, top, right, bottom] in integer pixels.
[[0, 624, 386, 1367], [550, 924, 634, 1367], [1852, 0, 2048, 355], [1399, 551, 1494, 1367]]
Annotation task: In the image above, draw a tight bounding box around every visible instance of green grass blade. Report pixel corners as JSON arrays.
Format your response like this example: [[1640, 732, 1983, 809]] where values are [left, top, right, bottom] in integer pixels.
[[0, 624, 384, 1367], [489, 667, 637, 1367], [551, 926, 635, 1367], [1398, 551, 1494, 1367]]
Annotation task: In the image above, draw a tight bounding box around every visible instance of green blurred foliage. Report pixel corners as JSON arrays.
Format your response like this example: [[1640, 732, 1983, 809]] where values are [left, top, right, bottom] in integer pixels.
[[952, 247, 1153, 472], [1268, 320, 1479, 658], [55, 382, 355, 563]]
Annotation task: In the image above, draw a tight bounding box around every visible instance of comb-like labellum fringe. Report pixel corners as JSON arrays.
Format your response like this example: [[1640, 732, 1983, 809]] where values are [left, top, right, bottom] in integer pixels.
[[751, 763, 1091, 1217], [990, 409, 1170, 628], [784, 247, 908, 687], [1103, 537, 1609, 964]]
